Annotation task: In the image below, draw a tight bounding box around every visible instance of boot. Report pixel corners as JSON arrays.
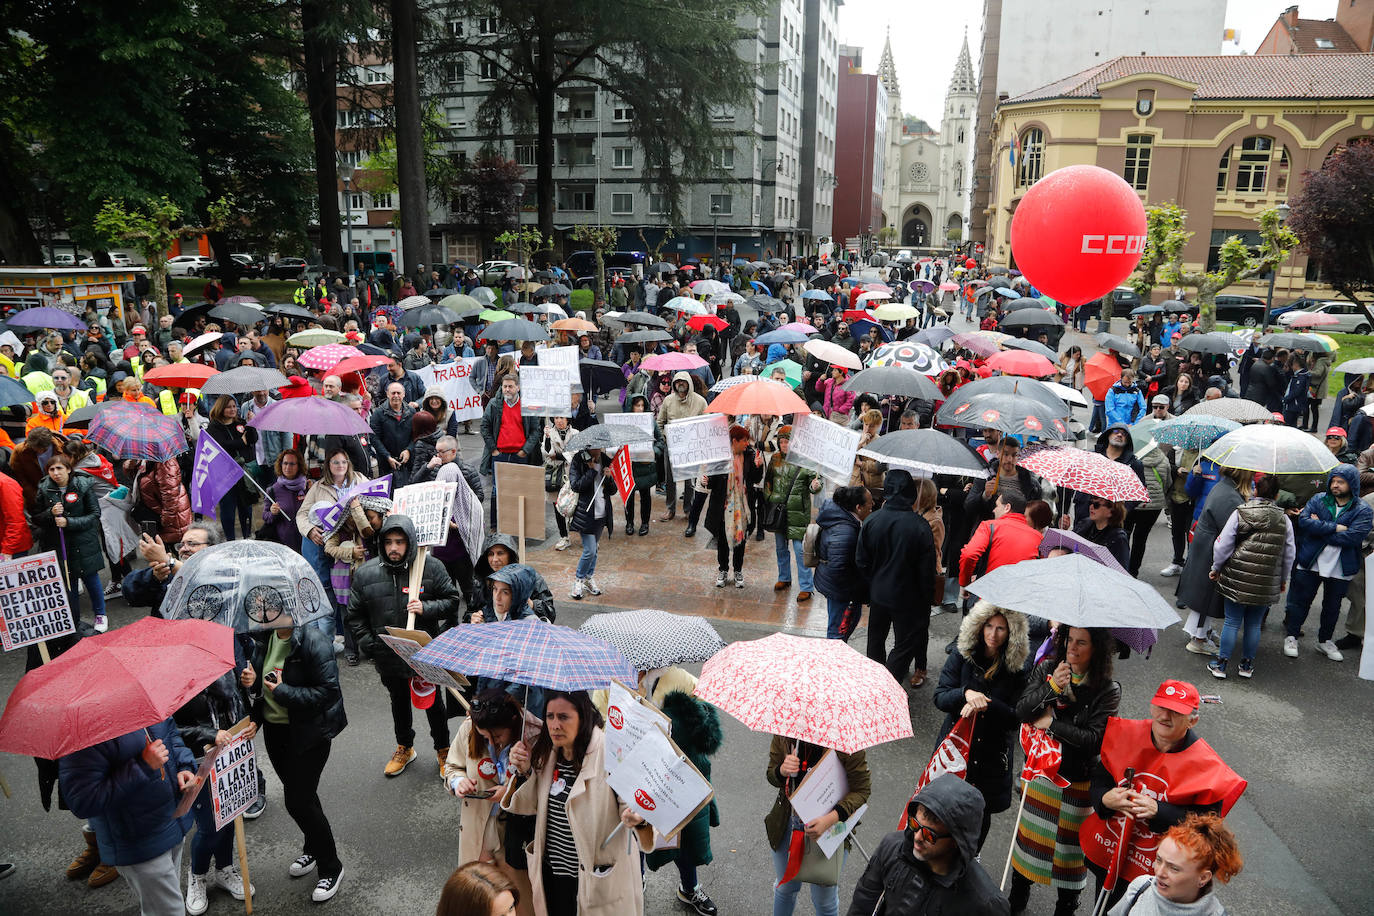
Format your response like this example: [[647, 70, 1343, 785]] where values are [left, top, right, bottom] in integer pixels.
[[1008, 874, 1031, 914], [1053, 888, 1081, 916], [67, 829, 98, 880]]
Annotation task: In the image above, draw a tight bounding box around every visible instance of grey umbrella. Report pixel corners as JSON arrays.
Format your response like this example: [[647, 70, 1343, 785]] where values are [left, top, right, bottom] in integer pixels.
[[1095, 332, 1141, 358], [1000, 310, 1064, 330], [264, 303, 317, 321], [619, 311, 668, 328], [537, 283, 571, 297], [859, 429, 988, 478], [1176, 333, 1245, 357], [200, 366, 290, 397], [746, 295, 787, 313], [1002, 337, 1058, 360], [913, 326, 956, 348], [208, 302, 266, 328], [967, 553, 1180, 630], [398, 303, 461, 328], [618, 329, 673, 345], [650, 262, 677, 274], [480, 318, 549, 341], [842, 365, 942, 400], [564, 423, 653, 453], [950, 375, 1070, 416], [580, 610, 725, 670], [470, 287, 497, 305]]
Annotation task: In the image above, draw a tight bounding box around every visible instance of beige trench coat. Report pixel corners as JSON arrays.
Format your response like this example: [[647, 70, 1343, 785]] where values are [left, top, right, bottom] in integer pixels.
[[501, 727, 651, 916]]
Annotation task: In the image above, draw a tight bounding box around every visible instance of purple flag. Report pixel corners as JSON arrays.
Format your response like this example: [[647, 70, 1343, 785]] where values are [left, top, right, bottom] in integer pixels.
[[314, 475, 393, 534], [189, 430, 244, 518]]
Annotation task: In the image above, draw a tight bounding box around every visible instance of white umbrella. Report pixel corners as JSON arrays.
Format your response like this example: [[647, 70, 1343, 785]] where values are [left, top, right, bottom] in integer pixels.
[[1043, 381, 1089, 407], [182, 331, 224, 358], [692, 279, 730, 298], [1202, 424, 1340, 474], [662, 296, 708, 316], [397, 295, 430, 310], [803, 338, 863, 370]]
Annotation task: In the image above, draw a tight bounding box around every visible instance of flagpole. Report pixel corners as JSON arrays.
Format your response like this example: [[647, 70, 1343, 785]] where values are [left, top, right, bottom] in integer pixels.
[[1001, 776, 1031, 891]]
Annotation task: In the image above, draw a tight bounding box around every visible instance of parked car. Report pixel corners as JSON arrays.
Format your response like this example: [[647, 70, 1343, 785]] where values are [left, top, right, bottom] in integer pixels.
[[1277, 300, 1373, 335], [476, 260, 520, 285], [165, 255, 216, 277], [108, 253, 138, 267], [1212, 294, 1267, 327], [51, 253, 77, 266], [1268, 296, 1329, 323], [267, 257, 308, 280], [566, 251, 646, 289], [199, 254, 264, 280], [1110, 287, 1142, 313]]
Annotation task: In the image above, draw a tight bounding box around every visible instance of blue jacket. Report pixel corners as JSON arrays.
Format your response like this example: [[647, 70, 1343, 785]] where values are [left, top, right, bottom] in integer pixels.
[[1294, 464, 1373, 577], [59, 718, 195, 866], [813, 500, 865, 603], [1104, 381, 1147, 427]]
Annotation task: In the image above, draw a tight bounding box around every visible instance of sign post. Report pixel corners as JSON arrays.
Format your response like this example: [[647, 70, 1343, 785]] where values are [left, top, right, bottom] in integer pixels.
[[383, 626, 472, 712], [391, 482, 458, 627]]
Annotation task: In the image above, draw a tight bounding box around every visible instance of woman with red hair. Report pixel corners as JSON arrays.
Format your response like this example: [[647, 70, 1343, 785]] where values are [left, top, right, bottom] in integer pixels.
[[1107, 813, 1241, 915]]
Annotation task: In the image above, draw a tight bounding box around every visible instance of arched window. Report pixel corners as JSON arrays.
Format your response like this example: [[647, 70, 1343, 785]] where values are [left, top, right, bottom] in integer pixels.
[[957, 128, 965, 143], [1017, 128, 1044, 187], [1235, 136, 1273, 193], [1124, 133, 1152, 191], [1216, 147, 1231, 192], [1275, 146, 1290, 193]]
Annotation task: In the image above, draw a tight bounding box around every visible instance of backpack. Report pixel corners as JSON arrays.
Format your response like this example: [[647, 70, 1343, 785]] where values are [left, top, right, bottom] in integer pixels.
[[802, 522, 821, 568]]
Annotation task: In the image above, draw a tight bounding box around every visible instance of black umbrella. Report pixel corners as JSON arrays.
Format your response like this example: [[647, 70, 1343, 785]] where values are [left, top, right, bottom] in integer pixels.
[[1004, 298, 1048, 312], [619, 311, 668, 328], [357, 342, 389, 357], [952, 375, 1070, 416], [1002, 338, 1058, 360], [1095, 333, 1141, 359], [1261, 333, 1331, 353], [0, 375, 34, 409], [424, 287, 458, 300], [580, 359, 626, 392], [811, 273, 838, 288], [1176, 333, 1245, 357], [842, 365, 941, 400], [1000, 311, 1065, 331], [456, 306, 489, 321], [480, 318, 549, 342], [859, 429, 988, 478], [398, 303, 461, 328], [618, 329, 673, 345], [746, 295, 787, 313], [200, 365, 290, 397], [171, 302, 216, 329], [537, 283, 571, 298], [208, 302, 266, 328], [935, 390, 1074, 440], [63, 403, 101, 428], [263, 303, 316, 322], [564, 423, 652, 453]]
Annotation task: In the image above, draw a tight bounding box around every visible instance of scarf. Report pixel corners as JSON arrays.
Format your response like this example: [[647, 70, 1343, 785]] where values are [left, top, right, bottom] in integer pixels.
[[726, 453, 748, 544]]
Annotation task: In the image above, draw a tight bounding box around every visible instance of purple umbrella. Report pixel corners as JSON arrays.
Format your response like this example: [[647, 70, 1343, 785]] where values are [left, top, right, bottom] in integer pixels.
[[1037, 529, 1158, 654], [246, 396, 369, 435], [6, 306, 87, 331], [911, 279, 936, 294]]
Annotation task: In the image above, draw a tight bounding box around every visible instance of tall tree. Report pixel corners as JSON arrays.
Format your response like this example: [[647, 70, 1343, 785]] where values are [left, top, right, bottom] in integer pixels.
[[0, 29, 45, 264], [390, 0, 430, 276], [1287, 140, 1374, 323], [436, 0, 763, 239]]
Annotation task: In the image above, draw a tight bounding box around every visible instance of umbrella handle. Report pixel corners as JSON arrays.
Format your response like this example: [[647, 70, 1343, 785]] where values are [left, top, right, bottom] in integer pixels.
[[144, 727, 167, 781]]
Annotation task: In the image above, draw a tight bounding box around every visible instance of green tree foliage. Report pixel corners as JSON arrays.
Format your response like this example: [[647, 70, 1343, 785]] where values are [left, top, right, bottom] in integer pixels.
[[568, 225, 618, 306], [436, 0, 764, 239], [1287, 140, 1374, 323], [0, 31, 46, 263], [445, 154, 526, 246], [1132, 202, 1298, 332], [493, 227, 550, 277], [94, 197, 232, 320]]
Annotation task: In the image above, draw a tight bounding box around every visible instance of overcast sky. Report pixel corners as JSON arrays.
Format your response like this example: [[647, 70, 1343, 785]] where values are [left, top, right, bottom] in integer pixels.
[[837, 0, 1340, 128]]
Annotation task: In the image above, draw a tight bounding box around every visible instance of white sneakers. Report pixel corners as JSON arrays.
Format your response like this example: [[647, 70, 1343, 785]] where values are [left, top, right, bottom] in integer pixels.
[[585, 577, 602, 596], [1283, 636, 1299, 658], [570, 579, 584, 600], [1184, 637, 1218, 656], [213, 865, 253, 900], [554, 537, 570, 551], [1159, 563, 1183, 577], [1317, 640, 1344, 662], [93, 615, 109, 633], [187, 866, 254, 914], [186, 874, 208, 915], [715, 571, 727, 588]]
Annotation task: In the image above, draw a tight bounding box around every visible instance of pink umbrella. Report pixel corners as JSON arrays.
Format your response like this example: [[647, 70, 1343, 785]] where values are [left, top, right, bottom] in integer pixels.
[[777, 322, 820, 335], [642, 352, 707, 372], [986, 350, 1056, 378], [298, 344, 364, 371], [693, 633, 912, 753], [246, 395, 370, 435], [1017, 446, 1148, 501], [1286, 312, 1340, 328], [939, 282, 960, 292]]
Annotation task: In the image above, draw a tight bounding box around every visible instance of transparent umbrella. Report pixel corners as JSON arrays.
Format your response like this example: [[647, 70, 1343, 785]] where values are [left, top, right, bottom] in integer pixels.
[[1202, 424, 1340, 474]]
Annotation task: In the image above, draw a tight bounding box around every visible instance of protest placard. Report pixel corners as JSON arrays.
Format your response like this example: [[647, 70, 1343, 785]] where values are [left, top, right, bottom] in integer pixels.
[[391, 481, 458, 547], [0, 552, 75, 652], [665, 414, 732, 479], [603, 679, 672, 770], [211, 730, 259, 830], [789, 748, 847, 824], [604, 722, 713, 841], [605, 411, 655, 460], [381, 628, 470, 692], [787, 413, 861, 483], [537, 345, 580, 374], [495, 462, 546, 541], [413, 358, 484, 422], [520, 366, 575, 417]]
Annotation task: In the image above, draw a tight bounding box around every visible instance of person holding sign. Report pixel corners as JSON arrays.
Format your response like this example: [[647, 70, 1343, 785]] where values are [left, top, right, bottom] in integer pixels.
[[443, 689, 544, 916], [702, 425, 765, 589], [568, 446, 617, 600], [655, 372, 707, 523], [764, 426, 822, 602], [620, 396, 661, 537], [33, 453, 108, 631], [482, 374, 542, 532], [504, 690, 652, 916]]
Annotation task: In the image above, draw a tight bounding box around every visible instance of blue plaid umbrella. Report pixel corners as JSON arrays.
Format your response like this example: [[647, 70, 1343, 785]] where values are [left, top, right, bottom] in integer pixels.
[[801, 289, 831, 301], [413, 618, 635, 690], [88, 402, 187, 461], [1151, 414, 1241, 451], [710, 374, 759, 394]]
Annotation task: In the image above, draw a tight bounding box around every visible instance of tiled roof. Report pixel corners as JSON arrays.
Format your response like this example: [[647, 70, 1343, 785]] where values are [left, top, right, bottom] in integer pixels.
[[1004, 53, 1374, 105], [1281, 18, 1362, 54]]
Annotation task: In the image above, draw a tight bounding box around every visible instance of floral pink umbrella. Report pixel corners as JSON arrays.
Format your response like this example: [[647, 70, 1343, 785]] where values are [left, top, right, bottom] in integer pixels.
[[693, 633, 912, 753], [642, 352, 707, 372], [1017, 445, 1148, 501], [777, 321, 820, 335], [1286, 311, 1340, 329], [298, 343, 364, 371]]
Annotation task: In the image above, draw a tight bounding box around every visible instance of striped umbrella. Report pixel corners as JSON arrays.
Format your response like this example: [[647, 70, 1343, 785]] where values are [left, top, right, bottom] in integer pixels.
[[413, 618, 635, 690], [88, 402, 188, 461]]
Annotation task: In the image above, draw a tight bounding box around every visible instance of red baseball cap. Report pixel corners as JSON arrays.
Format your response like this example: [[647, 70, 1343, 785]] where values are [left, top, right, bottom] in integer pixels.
[[409, 677, 436, 710], [1326, 427, 1348, 439], [1152, 679, 1199, 714]]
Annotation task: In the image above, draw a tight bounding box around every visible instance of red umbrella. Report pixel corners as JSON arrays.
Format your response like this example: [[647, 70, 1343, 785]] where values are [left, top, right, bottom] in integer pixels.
[[332, 353, 392, 376], [1085, 352, 1122, 401], [143, 363, 219, 389], [0, 617, 236, 759], [687, 315, 729, 333], [706, 379, 809, 416], [842, 309, 874, 323], [1017, 446, 1148, 501], [987, 350, 1056, 378]]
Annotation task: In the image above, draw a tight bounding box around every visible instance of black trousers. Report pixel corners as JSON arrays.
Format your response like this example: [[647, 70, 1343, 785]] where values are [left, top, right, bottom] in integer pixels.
[[710, 525, 745, 572], [867, 603, 930, 680], [1167, 498, 1193, 566], [542, 867, 578, 916], [263, 724, 341, 879], [1123, 507, 1161, 578], [381, 673, 450, 750], [624, 486, 651, 526]]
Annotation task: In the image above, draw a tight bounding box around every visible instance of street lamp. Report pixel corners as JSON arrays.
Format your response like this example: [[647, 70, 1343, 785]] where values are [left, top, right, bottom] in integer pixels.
[[710, 200, 721, 274], [338, 163, 356, 279], [511, 181, 526, 274], [1261, 200, 1292, 334], [33, 177, 54, 265]]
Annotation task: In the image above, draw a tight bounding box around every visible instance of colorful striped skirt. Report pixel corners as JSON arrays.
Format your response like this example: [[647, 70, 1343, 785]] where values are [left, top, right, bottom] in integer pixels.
[[1010, 777, 1090, 891]]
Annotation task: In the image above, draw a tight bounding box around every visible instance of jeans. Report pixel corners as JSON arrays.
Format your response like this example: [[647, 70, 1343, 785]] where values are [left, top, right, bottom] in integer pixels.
[[191, 778, 235, 874], [576, 531, 599, 579], [381, 672, 450, 750], [1219, 599, 1267, 662], [301, 537, 337, 641], [1123, 508, 1160, 577], [774, 532, 814, 591], [1089, 400, 1106, 434], [677, 860, 699, 893], [1284, 567, 1350, 643], [67, 570, 105, 624], [120, 846, 184, 916], [825, 596, 856, 640], [217, 487, 252, 541], [263, 725, 341, 879], [771, 839, 840, 916]]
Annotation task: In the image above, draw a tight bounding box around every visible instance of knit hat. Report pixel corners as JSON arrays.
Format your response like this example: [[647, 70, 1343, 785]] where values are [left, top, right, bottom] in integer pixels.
[[357, 494, 392, 515], [777, 424, 793, 440]]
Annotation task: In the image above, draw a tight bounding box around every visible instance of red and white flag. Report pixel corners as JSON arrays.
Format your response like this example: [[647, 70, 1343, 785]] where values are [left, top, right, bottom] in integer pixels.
[[896, 715, 976, 828], [1020, 723, 1071, 788], [610, 446, 635, 503]]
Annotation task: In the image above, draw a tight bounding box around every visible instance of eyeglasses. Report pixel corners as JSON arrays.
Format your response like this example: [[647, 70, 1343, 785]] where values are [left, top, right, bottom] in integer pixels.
[[908, 817, 952, 844], [1090, 500, 1110, 509]]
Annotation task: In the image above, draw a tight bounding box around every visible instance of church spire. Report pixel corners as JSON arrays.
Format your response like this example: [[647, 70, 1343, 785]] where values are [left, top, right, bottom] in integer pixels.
[[948, 28, 975, 94], [878, 27, 899, 95]]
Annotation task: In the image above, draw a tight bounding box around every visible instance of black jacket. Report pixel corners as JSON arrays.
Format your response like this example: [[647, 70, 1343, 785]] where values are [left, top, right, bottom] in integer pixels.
[[346, 514, 462, 678], [369, 404, 417, 468], [932, 645, 1028, 812], [813, 500, 865, 604], [965, 457, 1044, 523], [569, 451, 617, 534], [1015, 658, 1121, 783], [248, 626, 347, 752], [1245, 358, 1284, 412], [846, 774, 1010, 916], [1072, 423, 1147, 521], [472, 533, 556, 622], [702, 446, 764, 532], [856, 470, 937, 609]]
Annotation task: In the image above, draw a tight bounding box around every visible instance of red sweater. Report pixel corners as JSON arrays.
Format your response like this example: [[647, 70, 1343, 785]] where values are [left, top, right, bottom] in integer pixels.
[[497, 399, 526, 453], [958, 512, 1043, 586]]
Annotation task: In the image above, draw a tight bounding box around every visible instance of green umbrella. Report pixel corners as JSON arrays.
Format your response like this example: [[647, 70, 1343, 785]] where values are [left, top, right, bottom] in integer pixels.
[[287, 329, 345, 347], [438, 293, 482, 313], [765, 359, 803, 390], [1038, 296, 1058, 310], [477, 308, 509, 323]]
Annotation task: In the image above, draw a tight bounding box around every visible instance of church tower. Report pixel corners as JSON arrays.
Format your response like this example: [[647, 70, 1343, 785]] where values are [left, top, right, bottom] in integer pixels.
[[938, 31, 977, 244], [878, 29, 903, 240]]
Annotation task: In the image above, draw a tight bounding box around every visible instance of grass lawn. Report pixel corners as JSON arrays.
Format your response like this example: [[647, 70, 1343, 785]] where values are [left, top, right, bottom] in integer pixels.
[[1324, 333, 1374, 396], [170, 277, 302, 302]]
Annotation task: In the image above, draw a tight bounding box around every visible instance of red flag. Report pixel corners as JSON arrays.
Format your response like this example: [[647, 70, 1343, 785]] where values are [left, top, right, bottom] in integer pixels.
[[896, 715, 977, 828], [1019, 723, 1071, 788], [610, 445, 635, 503], [776, 829, 807, 888]]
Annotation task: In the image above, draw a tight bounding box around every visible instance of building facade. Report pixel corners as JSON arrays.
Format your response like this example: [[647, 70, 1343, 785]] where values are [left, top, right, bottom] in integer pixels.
[[1255, 3, 1373, 55], [879, 33, 975, 250], [832, 45, 887, 252], [970, 0, 1228, 246], [982, 53, 1374, 305]]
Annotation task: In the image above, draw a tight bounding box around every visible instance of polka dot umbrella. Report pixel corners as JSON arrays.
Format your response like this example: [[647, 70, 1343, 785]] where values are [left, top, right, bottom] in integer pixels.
[[867, 341, 948, 376]]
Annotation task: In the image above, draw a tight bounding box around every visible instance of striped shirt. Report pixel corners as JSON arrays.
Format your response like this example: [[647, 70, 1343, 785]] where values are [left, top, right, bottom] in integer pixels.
[[545, 758, 581, 877]]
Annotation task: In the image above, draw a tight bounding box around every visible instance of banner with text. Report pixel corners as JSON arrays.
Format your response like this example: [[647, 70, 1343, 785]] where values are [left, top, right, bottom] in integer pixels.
[[414, 358, 484, 422], [605, 715, 713, 841], [314, 475, 393, 534], [603, 679, 672, 771], [0, 552, 75, 651], [665, 414, 732, 479], [211, 731, 259, 830], [786, 413, 861, 483], [605, 412, 655, 460], [391, 481, 459, 547], [520, 366, 575, 417]]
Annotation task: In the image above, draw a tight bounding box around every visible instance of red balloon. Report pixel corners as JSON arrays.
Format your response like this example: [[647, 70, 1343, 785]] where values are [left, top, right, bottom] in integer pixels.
[[964, 258, 977, 269], [1010, 165, 1146, 307]]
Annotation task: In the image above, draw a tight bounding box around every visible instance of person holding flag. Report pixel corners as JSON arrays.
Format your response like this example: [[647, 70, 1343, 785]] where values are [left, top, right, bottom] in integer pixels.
[[1080, 681, 1246, 912]]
